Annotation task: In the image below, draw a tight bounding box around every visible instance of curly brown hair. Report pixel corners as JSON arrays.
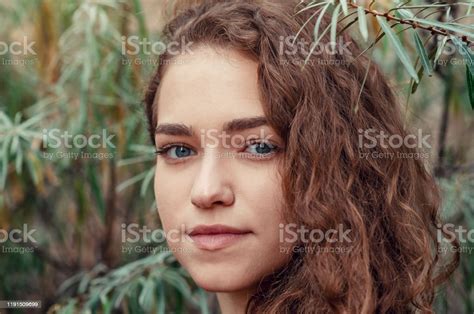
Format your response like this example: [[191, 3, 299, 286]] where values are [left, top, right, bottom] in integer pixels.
[[144, 0, 459, 312]]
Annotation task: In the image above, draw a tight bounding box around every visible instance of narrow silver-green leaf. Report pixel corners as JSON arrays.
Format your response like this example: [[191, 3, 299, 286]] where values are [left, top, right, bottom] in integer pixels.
[[411, 17, 474, 39], [295, 1, 328, 15], [413, 31, 433, 76], [157, 283, 166, 314], [467, 65, 474, 109], [450, 35, 474, 76], [198, 289, 210, 314], [330, 4, 341, 45], [396, 8, 414, 19], [357, 6, 368, 42], [15, 144, 23, 174], [376, 15, 419, 83], [340, 0, 348, 16], [313, 2, 330, 42], [433, 36, 448, 69], [140, 166, 155, 197], [138, 278, 155, 312]]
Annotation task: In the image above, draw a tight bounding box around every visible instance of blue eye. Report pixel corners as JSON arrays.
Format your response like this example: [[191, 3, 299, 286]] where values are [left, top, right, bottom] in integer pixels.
[[245, 141, 278, 156], [156, 144, 196, 159]]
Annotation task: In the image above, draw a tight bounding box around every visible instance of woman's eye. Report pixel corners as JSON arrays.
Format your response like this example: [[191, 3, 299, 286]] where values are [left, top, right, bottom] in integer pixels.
[[245, 141, 278, 156], [156, 145, 196, 160]]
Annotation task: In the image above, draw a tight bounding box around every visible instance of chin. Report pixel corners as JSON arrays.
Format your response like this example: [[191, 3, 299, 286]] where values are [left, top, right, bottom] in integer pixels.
[[187, 265, 258, 292]]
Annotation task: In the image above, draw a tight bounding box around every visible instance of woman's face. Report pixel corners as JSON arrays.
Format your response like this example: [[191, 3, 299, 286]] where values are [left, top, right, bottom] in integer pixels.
[[153, 46, 292, 292]]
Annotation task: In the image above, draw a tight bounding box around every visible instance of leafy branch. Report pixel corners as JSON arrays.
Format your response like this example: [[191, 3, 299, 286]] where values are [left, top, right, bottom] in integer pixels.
[[298, 0, 474, 108]]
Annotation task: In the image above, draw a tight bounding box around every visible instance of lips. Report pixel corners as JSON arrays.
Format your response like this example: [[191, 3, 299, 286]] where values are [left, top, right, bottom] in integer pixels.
[[187, 224, 252, 251]]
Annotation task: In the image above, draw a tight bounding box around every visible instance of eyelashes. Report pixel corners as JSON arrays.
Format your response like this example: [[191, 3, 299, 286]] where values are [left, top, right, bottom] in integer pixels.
[[155, 140, 281, 162], [155, 142, 196, 160]]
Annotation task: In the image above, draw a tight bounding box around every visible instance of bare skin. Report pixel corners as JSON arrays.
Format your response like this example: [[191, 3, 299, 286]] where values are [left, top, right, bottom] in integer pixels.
[[153, 46, 292, 313]]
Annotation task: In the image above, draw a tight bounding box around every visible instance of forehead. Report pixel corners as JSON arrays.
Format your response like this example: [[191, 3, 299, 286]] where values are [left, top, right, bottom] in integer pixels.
[[156, 46, 264, 127]]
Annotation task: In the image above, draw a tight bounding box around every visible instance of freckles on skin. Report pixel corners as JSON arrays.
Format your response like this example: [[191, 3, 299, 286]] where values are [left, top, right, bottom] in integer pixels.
[[153, 46, 292, 293]]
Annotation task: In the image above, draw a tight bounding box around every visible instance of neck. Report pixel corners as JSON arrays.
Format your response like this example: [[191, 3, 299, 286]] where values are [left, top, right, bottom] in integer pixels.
[[216, 287, 255, 314]]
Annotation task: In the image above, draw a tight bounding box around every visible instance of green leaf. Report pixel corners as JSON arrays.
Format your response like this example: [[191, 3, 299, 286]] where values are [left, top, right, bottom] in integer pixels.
[[88, 165, 105, 222], [330, 4, 341, 45], [0, 136, 11, 190], [411, 17, 474, 39], [116, 170, 149, 192], [467, 65, 474, 110], [305, 4, 333, 64], [15, 145, 23, 174], [396, 8, 414, 19], [138, 278, 155, 312], [295, 1, 328, 15], [357, 6, 368, 42], [433, 36, 448, 69], [411, 64, 425, 94], [450, 35, 474, 76], [162, 270, 192, 299], [340, 0, 348, 16], [132, 0, 148, 39], [140, 166, 155, 197], [18, 113, 45, 130], [198, 288, 210, 314], [0, 112, 12, 128], [313, 2, 330, 43], [157, 283, 166, 314], [413, 30, 433, 76], [376, 16, 419, 83]]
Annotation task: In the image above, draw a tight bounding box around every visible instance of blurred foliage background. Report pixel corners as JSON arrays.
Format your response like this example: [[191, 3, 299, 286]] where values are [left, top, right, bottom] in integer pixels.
[[0, 0, 472, 313]]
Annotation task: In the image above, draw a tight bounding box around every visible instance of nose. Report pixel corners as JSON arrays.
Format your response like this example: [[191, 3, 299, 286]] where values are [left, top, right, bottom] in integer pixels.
[[190, 151, 235, 209]]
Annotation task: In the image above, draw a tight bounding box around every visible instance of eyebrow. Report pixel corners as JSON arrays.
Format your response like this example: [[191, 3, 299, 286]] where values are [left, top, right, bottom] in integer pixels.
[[155, 123, 193, 136], [155, 116, 268, 136]]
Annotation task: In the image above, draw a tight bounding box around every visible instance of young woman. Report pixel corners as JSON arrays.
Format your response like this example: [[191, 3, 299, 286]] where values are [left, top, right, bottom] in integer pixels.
[[144, 0, 459, 312]]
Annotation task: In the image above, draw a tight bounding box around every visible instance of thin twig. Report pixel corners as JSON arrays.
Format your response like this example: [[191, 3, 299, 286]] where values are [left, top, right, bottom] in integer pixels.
[[348, 3, 472, 44]]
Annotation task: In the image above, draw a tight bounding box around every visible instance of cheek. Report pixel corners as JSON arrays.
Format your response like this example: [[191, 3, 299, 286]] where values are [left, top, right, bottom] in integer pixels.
[[153, 167, 186, 232], [242, 165, 285, 221], [153, 160, 292, 292], [238, 166, 290, 254]]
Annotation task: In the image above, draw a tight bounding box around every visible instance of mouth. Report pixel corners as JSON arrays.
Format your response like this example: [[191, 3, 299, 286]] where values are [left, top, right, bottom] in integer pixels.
[[187, 224, 252, 251]]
